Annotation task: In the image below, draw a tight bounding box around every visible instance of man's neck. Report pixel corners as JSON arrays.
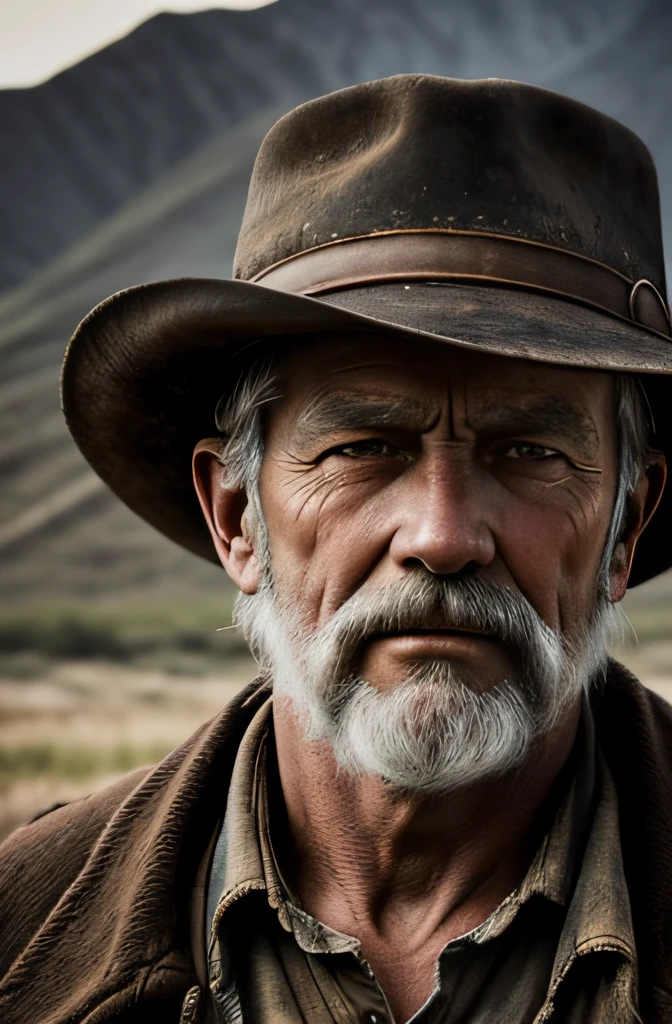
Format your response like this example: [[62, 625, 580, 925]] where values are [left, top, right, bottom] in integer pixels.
[[271, 694, 581, 1021]]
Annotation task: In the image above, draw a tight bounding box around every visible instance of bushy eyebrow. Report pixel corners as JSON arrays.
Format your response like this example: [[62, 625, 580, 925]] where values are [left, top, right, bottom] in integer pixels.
[[291, 390, 602, 459], [471, 397, 600, 455], [293, 392, 437, 447]]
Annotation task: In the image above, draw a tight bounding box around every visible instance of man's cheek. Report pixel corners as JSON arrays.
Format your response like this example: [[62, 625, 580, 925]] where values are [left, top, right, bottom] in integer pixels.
[[498, 511, 603, 630], [276, 471, 391, 559]]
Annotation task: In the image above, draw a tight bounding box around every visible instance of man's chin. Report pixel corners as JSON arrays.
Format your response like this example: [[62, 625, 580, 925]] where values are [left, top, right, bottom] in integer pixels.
[[325, 674, 538, 796]]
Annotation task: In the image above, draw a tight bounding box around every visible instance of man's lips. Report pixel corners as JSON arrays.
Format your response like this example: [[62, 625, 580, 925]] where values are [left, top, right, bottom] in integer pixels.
[[359, 628, 517, 685], [363, 628, 506, 661], [367, 627, 499, 642]]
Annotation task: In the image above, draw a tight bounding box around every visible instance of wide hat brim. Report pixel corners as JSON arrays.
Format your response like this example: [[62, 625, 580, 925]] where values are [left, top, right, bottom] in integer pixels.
[[62, 277, 672, 587]]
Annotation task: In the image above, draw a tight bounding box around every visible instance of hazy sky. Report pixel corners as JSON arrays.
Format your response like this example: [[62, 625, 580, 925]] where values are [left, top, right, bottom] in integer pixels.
[[0, 1, 279, 87]]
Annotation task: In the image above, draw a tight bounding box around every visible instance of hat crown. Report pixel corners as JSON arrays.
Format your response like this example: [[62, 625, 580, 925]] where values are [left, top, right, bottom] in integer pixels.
[[62, 75, 672, 592], [234, 73, 665, 296]]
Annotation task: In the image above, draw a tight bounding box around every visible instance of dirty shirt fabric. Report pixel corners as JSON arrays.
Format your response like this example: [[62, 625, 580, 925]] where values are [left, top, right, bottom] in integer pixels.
[[203, 697, 637, 1024], [2, 664, 672, 1023]]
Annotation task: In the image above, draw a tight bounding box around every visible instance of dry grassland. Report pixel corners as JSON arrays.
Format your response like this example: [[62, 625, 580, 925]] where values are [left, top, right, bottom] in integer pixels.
[[0, 658, 256, 840]]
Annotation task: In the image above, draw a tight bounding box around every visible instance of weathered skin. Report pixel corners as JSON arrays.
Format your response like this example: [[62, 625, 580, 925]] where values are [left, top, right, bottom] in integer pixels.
[[193, 331, 664, 1021]]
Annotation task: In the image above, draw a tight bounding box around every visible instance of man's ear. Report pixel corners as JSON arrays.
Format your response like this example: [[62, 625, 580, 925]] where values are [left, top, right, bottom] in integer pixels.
[[609, 454, 667, 602], [192, 438, 263, 594]]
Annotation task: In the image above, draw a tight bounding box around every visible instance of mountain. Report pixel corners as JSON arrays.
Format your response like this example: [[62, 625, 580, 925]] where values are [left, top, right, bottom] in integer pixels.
[[0, 109, 285, 600], [1, 0, 671, 603]]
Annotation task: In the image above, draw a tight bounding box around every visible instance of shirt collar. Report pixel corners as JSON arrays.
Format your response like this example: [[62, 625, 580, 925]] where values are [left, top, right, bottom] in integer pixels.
[[208, 692, 636, 974], [206, 698, 270, 940]]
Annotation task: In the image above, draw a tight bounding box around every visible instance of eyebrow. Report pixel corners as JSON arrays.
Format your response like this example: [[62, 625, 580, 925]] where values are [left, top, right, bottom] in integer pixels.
[[293, 392, 437, 448], [291, 390, 601, 458], [472, 396, 600, 455]]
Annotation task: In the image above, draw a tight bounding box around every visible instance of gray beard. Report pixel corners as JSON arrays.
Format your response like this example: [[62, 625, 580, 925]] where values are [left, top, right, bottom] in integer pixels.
[[233, 570, 618, 796]]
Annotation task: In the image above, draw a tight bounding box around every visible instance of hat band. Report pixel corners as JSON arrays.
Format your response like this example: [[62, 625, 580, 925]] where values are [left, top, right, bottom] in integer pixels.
[[250, 230, 672, 339]]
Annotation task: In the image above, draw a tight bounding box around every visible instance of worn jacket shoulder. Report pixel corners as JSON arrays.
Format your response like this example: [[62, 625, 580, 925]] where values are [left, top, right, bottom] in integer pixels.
[[0, 766, 151, 978], [0, 678, 268, 1024], [593, 660, 672, 1015]]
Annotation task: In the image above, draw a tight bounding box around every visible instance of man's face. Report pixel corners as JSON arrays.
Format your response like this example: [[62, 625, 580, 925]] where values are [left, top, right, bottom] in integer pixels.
[[197, 330, 632, 792], [258, 331, 619, 692]]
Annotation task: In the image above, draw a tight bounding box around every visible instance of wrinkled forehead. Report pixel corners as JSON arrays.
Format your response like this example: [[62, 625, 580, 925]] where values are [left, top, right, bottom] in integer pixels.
[[270, 330, 616, 435]]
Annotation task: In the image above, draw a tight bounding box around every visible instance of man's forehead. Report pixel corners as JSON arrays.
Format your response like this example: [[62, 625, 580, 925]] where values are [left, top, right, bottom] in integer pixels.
[[277, 333, 611, 432]]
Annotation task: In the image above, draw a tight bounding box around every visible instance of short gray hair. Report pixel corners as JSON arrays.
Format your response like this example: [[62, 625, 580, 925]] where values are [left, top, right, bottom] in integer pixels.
[[214, 355, 652, 592], [214, 354, 277, 494], [214, 355, 277, 574], [599, 374, 651, 589]]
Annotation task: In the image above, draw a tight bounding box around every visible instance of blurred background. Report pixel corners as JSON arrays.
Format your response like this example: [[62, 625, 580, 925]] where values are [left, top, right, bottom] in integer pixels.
[[1, 0, 671, 840]]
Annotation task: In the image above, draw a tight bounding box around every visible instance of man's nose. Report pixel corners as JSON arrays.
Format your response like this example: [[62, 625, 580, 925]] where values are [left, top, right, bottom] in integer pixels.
[[388, 453, 496, 575]]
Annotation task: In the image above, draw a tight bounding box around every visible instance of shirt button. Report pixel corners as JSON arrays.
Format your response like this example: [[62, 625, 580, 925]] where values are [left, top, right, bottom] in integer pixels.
[[361, 1013, 386, 1024]]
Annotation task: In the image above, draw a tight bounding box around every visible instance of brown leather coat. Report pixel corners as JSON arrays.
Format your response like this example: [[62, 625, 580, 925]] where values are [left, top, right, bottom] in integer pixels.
[[1, 664, 671, 1024]]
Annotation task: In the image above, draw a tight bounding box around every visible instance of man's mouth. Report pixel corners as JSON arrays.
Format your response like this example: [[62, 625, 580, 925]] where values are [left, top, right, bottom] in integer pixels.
[[367, 627, 499, 642], [362, 628, 507, 665], [357, 626, 518, 691]]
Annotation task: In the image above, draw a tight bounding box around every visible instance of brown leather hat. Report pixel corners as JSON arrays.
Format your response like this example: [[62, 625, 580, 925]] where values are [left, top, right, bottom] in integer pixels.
[[62, 74, 672, 586]]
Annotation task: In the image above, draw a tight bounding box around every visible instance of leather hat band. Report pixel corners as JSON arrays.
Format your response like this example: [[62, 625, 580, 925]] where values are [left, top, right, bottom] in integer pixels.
[[251, 229, 672, 339]]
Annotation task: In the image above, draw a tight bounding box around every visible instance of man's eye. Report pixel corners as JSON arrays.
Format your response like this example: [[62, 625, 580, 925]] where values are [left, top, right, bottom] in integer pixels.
[[504, 443, 561, 460], [326, 439, 411, 461]]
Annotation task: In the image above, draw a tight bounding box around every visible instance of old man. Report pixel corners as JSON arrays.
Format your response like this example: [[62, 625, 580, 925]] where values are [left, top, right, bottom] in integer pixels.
[[2, 75, 672, 1024]]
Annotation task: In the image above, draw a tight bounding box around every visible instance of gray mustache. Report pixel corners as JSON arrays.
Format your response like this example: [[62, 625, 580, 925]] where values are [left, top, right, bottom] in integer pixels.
[[297, 570, 565, 708], [322, 571, 551, 654]]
